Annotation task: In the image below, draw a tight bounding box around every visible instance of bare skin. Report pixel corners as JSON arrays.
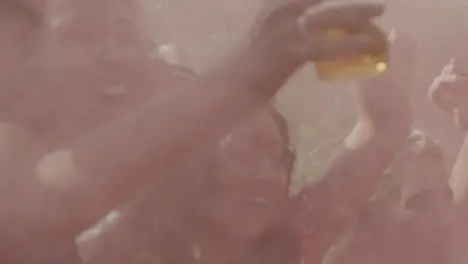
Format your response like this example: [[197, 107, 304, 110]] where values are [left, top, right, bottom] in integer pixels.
[[81, 108, 291, 264], [0, 0, 385, 262], [298, 31, 415, 264], [81, 72, 412, 264], [428, 58, 468, 202]]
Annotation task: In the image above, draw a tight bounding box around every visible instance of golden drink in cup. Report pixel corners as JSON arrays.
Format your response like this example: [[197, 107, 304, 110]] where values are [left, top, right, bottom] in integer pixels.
[[315, 23, 389, 81]]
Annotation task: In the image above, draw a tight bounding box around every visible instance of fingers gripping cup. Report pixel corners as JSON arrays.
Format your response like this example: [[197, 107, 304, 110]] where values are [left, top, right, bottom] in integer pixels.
[[315, 23, 389, 81]]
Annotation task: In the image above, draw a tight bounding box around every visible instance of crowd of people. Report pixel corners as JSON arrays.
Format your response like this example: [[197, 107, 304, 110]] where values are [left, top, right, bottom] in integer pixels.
[[0, 0, 468, 264]]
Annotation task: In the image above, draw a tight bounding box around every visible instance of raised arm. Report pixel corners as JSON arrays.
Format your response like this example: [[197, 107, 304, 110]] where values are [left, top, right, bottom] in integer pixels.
[[1, 2, 386, 257], [31, 1, 384, 235], [428, 57, 468, 202], [296, 31, 414, 263]]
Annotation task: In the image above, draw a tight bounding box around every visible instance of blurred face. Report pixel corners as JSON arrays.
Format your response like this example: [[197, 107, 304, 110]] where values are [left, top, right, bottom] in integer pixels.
[[196, 110, 290, 240], [26, 7, 155, 145]]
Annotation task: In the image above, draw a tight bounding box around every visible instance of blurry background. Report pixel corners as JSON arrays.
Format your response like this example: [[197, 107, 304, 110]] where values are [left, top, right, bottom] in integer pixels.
[[135, 0, 468, 189]]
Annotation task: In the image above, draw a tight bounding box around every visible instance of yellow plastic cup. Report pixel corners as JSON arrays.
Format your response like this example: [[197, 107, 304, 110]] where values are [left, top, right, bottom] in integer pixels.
[[315, 23, 389, 81]]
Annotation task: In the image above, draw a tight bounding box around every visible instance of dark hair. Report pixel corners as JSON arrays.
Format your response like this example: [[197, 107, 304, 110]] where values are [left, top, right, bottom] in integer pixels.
[[152, 105, 299, 264], [250, 106, 299, 264], [268, 106, 296, 179], [82, 107, 298, 264]]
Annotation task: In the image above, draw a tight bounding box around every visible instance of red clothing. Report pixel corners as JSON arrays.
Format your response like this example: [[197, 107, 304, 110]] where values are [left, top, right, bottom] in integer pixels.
[[293, 184, 354, 264]]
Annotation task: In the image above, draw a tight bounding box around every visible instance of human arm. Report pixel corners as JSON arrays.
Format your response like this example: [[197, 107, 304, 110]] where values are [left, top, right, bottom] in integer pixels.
[[296, 32, 414, 262], [428, 58, 468, 202], [28, 0, 384, 235], [1, 2, 385, 254], [297, 85, 411, 263]]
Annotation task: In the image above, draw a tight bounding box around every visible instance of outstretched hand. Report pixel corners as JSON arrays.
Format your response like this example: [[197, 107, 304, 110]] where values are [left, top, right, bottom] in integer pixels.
[[251, 0, 385, 65], [428, 57, 468, 130]]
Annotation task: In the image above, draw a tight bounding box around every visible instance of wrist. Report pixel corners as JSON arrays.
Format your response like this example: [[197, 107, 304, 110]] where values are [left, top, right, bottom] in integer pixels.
[[239, 47, 301, 100], [244, 43, 303, 95]]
